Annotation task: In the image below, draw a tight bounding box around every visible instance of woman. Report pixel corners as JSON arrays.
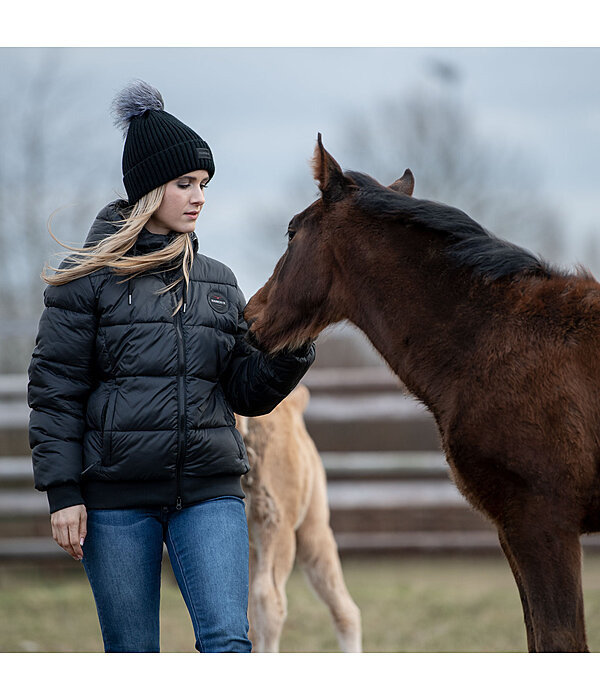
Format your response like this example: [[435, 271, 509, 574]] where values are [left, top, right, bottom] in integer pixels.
[[26, 80, 315, 653]]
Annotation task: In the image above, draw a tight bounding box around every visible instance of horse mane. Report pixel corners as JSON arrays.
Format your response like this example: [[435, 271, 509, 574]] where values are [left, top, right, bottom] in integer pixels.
[[347, 170, 558, 281]]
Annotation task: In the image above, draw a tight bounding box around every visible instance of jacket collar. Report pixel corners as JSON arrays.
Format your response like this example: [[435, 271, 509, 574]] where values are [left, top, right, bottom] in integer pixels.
[[134, 227, 198, 256], [87, 200, 198, 313]]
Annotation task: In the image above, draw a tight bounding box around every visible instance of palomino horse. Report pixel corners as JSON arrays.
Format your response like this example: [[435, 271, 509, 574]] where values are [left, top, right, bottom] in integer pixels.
[[244, 134, 600, 653], [238, 385, 362, 652]]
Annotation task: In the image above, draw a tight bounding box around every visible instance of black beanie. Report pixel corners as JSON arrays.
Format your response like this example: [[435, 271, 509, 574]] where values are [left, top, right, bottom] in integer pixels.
[[111, 80, 215, 205]]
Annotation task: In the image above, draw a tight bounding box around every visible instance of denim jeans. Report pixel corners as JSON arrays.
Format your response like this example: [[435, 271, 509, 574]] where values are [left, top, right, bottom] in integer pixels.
[[81, 496, 252, 653]]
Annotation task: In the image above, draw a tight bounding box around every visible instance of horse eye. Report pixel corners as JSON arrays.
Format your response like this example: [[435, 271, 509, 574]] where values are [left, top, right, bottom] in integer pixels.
[[287, 229, 296, 241]]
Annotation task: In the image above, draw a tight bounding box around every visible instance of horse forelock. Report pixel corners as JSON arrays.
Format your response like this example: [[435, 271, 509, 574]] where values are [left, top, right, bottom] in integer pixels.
[[345, 170, 559, 282]]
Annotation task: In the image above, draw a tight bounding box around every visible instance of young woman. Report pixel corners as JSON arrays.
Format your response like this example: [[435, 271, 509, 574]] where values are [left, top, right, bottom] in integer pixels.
[[26, 80, 315, 653]]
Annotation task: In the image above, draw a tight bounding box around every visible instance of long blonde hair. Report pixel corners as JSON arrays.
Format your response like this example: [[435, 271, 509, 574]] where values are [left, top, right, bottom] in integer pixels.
[[42, 185, 194, 316]]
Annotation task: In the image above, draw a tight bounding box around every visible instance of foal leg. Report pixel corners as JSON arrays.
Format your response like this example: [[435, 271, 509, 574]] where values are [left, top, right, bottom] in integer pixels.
[[497, 531, 535, 652], [248, 524, 296, 652], [295, 478, 362, 652], [500, 518, 588, 652]]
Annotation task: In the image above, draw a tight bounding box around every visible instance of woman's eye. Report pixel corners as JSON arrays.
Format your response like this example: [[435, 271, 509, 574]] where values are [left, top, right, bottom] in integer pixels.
[[178, 183, 191, 189]]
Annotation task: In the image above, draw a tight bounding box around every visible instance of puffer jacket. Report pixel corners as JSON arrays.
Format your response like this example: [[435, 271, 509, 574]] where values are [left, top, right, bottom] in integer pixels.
[[27, 200, 315, 514]]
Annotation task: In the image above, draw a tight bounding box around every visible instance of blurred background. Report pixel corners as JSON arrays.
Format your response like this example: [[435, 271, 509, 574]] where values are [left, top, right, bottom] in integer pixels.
[[3, 47, 600, 652]]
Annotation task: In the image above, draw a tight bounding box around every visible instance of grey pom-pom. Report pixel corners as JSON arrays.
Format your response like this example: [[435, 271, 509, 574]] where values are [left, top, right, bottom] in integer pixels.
[[110, 79, 165, 137]]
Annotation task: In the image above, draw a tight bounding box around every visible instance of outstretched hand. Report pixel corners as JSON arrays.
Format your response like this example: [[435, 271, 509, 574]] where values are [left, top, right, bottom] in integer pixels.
[[50, 504, 87, 561]]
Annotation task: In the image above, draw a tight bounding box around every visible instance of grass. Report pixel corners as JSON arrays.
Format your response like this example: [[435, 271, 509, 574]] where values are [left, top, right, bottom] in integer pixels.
[[3, 552, 600, 652]]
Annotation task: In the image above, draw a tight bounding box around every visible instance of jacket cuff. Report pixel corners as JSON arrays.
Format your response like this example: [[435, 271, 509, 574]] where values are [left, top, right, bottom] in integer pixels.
[[47, 484, 84, 514], [275, 341, 316, 361]]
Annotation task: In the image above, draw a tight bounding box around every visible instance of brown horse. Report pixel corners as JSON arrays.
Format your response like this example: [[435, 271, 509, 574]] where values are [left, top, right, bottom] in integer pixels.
[[244, 134, 600, 653]]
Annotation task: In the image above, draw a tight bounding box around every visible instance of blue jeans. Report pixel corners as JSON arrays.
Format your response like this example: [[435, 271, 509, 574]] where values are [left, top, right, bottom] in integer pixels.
[[81, 496, 252, 653]]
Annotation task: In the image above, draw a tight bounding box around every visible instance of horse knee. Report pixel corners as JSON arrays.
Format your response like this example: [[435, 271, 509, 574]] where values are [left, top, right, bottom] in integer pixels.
[[250, 572, 287, 621]]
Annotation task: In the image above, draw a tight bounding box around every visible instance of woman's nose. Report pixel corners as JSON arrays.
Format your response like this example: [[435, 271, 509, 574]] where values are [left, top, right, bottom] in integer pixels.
[[190, 186, 205, 205]]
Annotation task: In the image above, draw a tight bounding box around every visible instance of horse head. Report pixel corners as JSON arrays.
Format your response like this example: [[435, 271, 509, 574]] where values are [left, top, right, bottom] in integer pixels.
[[244, 134, 414, 353]]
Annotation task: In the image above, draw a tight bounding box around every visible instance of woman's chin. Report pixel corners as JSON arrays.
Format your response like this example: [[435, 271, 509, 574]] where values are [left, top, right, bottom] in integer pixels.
[[173, 221, 197, 234]]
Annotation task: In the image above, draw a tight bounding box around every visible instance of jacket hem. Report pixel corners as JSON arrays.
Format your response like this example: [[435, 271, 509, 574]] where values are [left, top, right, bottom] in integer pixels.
[[81, 474, 245, 510]]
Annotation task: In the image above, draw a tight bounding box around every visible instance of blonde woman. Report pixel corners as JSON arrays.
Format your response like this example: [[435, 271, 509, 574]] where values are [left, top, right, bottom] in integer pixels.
[[27, 80, 315, 653]]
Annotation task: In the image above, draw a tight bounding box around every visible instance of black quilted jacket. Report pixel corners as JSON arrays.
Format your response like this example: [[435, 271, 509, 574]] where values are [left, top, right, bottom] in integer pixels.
[[27, 200, 315, 514]]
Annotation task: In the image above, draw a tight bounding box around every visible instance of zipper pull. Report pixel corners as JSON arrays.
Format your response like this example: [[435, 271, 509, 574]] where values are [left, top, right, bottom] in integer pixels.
[[176, 496, 182, 510]]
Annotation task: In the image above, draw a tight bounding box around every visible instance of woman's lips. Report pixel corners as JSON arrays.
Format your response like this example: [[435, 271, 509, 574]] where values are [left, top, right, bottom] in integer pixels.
[[185, 212, 199, 219]]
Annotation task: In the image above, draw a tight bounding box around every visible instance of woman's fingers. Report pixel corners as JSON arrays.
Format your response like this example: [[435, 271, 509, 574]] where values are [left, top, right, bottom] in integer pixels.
[[79, 509, 87, 548], [68, 520, 83, 560], [50, 505, 87, 561]]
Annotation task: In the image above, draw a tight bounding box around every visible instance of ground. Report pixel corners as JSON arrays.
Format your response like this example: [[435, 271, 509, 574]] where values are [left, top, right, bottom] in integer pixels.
[[3, 553, 600, 652]]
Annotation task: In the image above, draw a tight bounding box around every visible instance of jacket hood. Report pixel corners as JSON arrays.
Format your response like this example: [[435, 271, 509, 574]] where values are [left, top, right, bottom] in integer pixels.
[[85, 200, 198, 312]]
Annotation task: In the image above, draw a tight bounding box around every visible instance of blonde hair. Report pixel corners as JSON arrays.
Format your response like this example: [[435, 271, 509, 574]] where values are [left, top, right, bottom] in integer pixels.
[[42, 185, 194, 316]]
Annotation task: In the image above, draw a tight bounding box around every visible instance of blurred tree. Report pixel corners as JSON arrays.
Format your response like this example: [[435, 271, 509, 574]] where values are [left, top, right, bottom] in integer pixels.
[[0, 49, 117, 372], [340, 86, 567, 266]]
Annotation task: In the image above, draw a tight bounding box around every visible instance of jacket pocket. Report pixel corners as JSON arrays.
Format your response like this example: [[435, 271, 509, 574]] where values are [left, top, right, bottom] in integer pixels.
[[81, 460, 101, 479], [197, 392, 212, 417], [101, 387, 119, 466], [228, 426, 246, 461]]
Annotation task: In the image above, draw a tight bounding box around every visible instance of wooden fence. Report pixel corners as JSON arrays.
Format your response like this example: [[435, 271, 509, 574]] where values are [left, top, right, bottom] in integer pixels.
[[3, 369, 600, 563]]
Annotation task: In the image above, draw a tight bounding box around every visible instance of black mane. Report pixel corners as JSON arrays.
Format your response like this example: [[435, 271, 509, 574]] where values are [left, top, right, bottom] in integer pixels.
[[347, 170, 555, 281]]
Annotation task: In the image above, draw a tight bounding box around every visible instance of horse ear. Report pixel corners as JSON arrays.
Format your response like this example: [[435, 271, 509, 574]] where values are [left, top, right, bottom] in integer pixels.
[[312, 133, 352, 204], [388, 169, 415, 196]]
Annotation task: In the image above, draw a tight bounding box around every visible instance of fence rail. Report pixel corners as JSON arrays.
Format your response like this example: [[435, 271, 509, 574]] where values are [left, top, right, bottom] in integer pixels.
[[4, 371, 599, 563]]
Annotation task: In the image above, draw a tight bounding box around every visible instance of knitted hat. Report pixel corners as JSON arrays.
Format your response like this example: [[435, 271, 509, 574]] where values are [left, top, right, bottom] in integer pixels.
[[111, 80, 215, 205]]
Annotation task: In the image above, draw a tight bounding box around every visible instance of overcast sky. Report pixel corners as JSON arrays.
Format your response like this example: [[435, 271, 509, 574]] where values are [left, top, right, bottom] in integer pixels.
[[3, 47, 600, 297]]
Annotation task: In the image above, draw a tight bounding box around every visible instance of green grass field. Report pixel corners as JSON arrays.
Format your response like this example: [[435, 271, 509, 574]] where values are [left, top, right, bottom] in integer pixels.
[[3, 552, 600, 652]]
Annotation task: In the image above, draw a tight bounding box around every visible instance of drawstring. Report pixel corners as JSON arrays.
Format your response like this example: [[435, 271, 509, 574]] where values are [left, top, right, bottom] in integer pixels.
[[125, 240, 189, 312], [127, 241, 137, 305]]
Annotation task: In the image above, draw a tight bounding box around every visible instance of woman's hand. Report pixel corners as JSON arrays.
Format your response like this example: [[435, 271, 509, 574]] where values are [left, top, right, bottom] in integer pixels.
[[50, 504, 87, 561]]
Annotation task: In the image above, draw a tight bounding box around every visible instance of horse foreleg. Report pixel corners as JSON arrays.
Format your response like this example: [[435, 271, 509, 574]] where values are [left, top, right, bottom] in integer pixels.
[[497, 531, 535, 652], [499, 518, 588, 652]]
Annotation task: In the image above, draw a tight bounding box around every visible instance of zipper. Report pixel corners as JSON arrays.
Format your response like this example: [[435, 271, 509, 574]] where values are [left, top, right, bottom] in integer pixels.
[[229, 426, 246, 460], [101, 383, 117, 466], [197, 387, 214, 418], [81, 461, 100, 477], [172, 288, 186, 511], [100, 395, 109, 435]]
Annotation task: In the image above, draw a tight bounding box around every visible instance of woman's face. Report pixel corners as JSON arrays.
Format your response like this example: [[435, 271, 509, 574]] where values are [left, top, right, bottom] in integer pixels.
[[146, 169, 210, 235]]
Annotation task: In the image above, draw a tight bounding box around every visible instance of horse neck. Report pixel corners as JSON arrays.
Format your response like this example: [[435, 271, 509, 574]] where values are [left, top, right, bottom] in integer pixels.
[[333, 223, 492, 408]]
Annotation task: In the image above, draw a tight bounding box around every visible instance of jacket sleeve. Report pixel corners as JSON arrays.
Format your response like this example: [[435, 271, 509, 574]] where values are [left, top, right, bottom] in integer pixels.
[[27, 271, 98, 514], [220, 284, 316, 417]]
